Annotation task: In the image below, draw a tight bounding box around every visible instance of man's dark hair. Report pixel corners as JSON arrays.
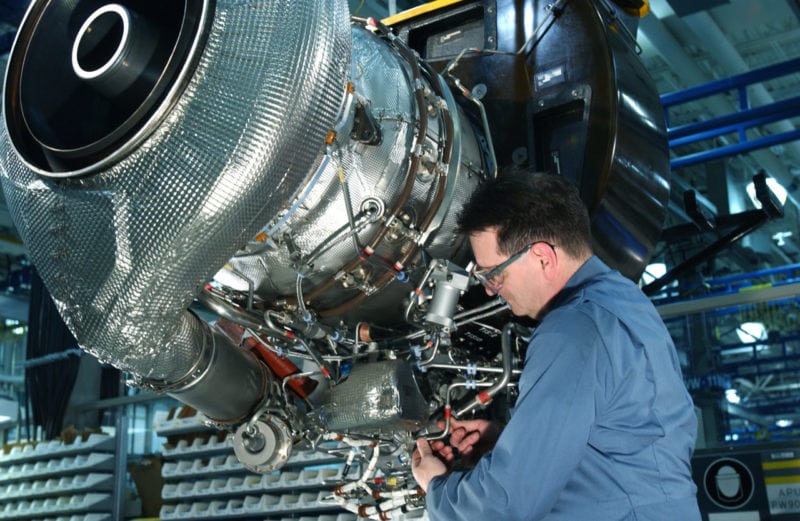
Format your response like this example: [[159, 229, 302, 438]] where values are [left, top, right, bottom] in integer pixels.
[[456, 170, 593, 260]]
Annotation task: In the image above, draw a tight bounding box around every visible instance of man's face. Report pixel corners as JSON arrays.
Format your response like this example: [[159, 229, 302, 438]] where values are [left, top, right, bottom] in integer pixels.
[[469, 228, 545, 319]]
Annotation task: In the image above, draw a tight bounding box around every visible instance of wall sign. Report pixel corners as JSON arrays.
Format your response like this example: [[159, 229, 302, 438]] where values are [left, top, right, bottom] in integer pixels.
[[762, 452, 800, 515], [703, 458, 755, 510]]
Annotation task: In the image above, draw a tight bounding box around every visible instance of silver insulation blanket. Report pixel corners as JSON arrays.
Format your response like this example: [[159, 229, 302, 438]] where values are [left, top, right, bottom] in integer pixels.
[[0, 0, 351, 383], [322, 360, 430, 433], [224, 26, 484, 325]]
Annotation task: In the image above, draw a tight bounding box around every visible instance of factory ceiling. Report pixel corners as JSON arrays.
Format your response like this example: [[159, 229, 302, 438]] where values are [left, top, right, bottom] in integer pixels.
[[639, 0, 800, 271], [635, 0, 800, 440]]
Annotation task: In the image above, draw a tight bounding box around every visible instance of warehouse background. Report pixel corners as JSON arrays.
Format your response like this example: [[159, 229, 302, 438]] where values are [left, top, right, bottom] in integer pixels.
[[0, 0, 799, 520]]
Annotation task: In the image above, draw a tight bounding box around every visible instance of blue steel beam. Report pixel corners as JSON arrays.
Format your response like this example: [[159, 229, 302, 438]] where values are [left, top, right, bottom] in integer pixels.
[[671, 129, 800, 170], [661, 57, 800, 171], [668, 95, 800, 145], [661, 57, 800, 107]]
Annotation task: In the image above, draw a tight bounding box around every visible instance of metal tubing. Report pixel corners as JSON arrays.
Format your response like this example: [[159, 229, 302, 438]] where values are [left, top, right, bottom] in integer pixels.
[[453, 321, 519, 418]]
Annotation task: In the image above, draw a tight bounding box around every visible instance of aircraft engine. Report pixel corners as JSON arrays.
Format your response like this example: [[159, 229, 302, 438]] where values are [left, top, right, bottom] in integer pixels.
[[0, 0, 668, 516]]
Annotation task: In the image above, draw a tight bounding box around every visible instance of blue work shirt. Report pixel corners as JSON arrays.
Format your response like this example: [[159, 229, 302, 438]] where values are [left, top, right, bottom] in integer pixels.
[[426, 256, 701, 521]]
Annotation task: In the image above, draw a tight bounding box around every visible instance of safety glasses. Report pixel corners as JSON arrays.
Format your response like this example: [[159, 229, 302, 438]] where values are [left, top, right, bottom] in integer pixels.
[[471, 241, 555, 292], [472, 242, 533, 292]]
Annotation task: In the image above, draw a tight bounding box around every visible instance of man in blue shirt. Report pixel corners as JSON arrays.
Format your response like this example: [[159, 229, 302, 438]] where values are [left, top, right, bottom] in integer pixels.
[[412, 172, 701, 520]]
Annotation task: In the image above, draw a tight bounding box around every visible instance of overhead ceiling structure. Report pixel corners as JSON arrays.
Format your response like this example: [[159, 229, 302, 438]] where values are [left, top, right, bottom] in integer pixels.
[[635, 0, 800, 442], [638, 0, 800, 270]]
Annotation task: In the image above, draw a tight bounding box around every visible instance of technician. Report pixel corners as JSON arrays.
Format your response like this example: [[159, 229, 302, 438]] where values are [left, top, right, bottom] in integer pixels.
[[412, 171, 701, 520]]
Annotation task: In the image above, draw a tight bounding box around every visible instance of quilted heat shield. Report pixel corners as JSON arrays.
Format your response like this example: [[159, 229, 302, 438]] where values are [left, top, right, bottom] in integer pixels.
[[0, 0, 351, 421]]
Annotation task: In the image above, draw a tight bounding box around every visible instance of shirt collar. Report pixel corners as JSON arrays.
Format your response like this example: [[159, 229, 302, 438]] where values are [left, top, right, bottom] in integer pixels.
[[547, 255, 610, 311]]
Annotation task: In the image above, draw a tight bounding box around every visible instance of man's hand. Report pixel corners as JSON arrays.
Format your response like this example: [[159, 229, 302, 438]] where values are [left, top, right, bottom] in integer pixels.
[[429, 418, 501, 467], [412, 438, 447, 492]]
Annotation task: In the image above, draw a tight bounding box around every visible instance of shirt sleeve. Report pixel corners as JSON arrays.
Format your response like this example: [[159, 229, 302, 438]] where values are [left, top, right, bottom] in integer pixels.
[[425, 309, 601, 521]]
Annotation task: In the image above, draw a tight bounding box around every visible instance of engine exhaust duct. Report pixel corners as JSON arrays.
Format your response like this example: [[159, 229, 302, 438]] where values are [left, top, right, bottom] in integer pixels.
[[0, 0, 352, 422]]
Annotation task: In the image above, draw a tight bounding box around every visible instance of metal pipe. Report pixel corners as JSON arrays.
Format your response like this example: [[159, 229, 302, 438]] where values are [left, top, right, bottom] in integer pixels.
[[453, 298, 506, 320], [339, 167, 364, 257], [303, 211, 372, 266], [453, 321, 520, 418], [443, 48, 498, 180], [197, 289, 273, 333], [403, 259, 442, 326], [424, 363, 522, 376], [426, 380, 493, 442], [516, 0, 566, 56]]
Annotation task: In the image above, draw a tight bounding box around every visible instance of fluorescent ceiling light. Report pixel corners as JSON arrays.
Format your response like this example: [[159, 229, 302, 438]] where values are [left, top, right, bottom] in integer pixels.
[[641, 262, 667, 285], [746, 177, 787, 209], [772, 231, 792, 246], [725, 388, 741, 404], [737, 321, 767, 344]]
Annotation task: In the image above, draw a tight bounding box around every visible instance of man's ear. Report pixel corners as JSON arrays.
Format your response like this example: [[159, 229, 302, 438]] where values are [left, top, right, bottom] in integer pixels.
[[531, 242, 557, 275]]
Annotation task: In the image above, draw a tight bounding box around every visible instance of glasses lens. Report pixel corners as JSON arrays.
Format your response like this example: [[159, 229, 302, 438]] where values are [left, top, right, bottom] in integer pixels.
[[471, 242, 535, 291], [472, 267, 501, 291]]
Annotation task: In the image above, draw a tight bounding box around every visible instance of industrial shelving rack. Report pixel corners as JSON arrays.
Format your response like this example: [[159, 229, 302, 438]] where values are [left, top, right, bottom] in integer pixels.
[[0, 434, 116, 520], [154, 406, 429, 520], [155, 406, 358, 520]]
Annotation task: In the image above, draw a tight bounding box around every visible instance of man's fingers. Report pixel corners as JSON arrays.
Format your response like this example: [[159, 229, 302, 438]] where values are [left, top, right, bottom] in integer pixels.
[[455, 431, 481, 453], [449, 426, 467, 445], [429, 440, 445, 451], [437, 446, 455, 463], [416, 437, 433, 457]]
